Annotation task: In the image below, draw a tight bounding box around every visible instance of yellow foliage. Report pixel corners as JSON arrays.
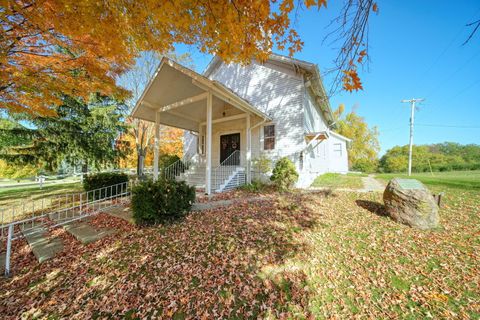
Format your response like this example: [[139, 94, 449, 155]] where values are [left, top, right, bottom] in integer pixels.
[[1, 0, 329, 116], [118, 126, 184, 169]]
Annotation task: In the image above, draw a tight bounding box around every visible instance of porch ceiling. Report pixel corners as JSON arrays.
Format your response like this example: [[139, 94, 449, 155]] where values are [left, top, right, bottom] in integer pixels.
[[131, 58, 270, 132]]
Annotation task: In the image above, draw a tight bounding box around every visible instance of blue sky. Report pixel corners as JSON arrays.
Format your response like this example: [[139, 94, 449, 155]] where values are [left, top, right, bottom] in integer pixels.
[[175, 0, 480, 155]]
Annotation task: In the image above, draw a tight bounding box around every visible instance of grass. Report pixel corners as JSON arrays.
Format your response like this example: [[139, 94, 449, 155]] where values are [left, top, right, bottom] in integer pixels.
[[0, 181, 83, 209], [1, 185, 479, 318], [375, 170, 480, 190], [311, 172, 366, 189]]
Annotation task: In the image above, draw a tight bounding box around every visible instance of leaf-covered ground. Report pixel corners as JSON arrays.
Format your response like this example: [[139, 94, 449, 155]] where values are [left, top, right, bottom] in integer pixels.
[[1, 187, 479, 319]]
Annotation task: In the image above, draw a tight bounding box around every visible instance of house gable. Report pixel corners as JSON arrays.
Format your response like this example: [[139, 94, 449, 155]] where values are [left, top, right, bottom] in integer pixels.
[[205, 57, 306, 161]]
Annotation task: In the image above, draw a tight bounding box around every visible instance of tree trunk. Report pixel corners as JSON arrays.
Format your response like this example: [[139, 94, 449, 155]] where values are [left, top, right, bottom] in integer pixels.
[[82, 159, 88, 173], [137, 148, 146, 176]]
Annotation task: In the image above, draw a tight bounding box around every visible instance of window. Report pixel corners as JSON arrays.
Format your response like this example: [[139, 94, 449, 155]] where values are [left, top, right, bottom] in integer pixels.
[[333, 143, 342, 157], [200, 135, 205, 154], [263, 125, 275, 150]]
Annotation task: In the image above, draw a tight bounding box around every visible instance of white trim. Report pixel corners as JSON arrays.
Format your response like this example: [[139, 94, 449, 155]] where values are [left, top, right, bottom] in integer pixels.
[[153, 112, 160, 180], [141, 100, 159, 109], [329, 131, 352, 142], [205, 92, 213, 195], [160, 92, 208, 112], [246, 114, 251, 183], [132, 60, 165, 117], [167, 110, 200, 123], [200, 113, 247, 126]]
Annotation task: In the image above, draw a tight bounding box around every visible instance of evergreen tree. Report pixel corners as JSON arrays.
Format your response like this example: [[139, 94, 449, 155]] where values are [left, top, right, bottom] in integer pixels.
[[0, 95, 127, 173]]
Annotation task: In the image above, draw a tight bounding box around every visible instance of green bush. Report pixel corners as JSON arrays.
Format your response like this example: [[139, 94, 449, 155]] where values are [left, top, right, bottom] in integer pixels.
[[159, 154, 181, 169], [352, 158, 378, 173], [131, 178, 195, 225], [83, 172, 129, 199], [240, 179, 268, 193], [270, 157, 299, 191]]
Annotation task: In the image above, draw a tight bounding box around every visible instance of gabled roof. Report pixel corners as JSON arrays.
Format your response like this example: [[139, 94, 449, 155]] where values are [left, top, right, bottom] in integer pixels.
[[130, 57, 270, 129], [329, 131, 352, 142], [203, 53, 335, 124]]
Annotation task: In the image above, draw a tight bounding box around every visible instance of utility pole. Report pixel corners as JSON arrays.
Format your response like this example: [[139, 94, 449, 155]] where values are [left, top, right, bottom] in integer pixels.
[[401, 98, 425, 176]]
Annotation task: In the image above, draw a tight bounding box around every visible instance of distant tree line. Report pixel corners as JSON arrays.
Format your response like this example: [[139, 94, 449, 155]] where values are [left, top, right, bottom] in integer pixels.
[[379, 142, 480, 173]]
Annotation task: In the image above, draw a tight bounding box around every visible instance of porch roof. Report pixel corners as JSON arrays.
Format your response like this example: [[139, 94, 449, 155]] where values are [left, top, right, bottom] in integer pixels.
[[131, 58, 270, 132]]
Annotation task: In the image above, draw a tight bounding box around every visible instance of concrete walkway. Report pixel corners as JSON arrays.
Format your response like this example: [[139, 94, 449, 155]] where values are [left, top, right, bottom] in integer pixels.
[[361, 175, 384, 192], [22, 225, 64, 263], [63, 221, 115, 244]]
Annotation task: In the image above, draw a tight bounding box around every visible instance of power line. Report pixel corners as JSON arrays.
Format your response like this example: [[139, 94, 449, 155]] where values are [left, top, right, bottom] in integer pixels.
[[416, 123, 480, 129], [414, 6, 480, 92], [424, 48, 480, 99]]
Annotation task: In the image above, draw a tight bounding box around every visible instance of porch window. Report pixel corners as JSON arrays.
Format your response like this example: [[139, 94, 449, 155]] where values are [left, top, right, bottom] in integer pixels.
[[201, 135, 206, 155], [264, 125, 275, 150]]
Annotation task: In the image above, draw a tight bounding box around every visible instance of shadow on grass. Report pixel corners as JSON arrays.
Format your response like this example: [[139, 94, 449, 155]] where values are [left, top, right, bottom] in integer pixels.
[[355, 199, 389, 218]]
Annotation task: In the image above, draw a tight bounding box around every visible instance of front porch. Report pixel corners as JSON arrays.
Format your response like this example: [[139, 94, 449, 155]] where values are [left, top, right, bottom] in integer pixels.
[[131, 58, 270, 194]]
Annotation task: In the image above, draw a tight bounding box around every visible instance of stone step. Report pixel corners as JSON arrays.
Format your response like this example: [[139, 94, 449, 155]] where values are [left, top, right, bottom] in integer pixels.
[[63, 220, 115, 244], [22, 225, 63, 263]]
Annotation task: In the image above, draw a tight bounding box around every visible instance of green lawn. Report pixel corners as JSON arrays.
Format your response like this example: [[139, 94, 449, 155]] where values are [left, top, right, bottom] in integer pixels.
[[311, 173, 366, 189], [0, 181, 83, 209], [375, 170, 480, 190]]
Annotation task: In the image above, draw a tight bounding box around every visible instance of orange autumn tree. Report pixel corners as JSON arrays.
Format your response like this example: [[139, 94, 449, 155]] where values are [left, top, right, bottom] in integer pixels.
[[118, 125, 184, 170], [1, 0, 375, 116]]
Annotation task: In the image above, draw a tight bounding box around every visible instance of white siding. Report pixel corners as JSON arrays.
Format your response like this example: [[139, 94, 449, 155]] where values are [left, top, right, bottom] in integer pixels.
[[203, 58, 350, 188], [208, 60, 306, 167], [304, 88, 328, 133], [326, 134, 349, 173]]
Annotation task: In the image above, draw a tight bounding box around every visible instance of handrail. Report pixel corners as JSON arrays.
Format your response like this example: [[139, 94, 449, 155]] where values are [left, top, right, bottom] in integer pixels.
[[164, 153, 202, 180], [213, 150, 244, 191]]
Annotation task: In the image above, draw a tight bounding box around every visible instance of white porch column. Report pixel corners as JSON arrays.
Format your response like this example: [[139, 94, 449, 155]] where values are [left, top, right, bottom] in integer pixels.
[[246, 114, 252, 184], [205, 92, 213, 194], [153, 111, 160, 181]]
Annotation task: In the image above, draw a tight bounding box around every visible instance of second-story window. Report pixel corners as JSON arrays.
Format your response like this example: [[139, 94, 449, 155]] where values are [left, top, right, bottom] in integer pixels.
[[264, 125, 275, 150]]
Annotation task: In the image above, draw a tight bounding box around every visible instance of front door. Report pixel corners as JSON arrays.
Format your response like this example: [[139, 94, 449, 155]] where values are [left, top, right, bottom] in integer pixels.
[[220, 133, 240, 165]]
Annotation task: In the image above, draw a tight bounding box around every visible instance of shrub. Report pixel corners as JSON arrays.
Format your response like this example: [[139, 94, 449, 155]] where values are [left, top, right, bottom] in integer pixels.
[[83, 172, 129, 199], [252, 155, 272, 174], [270, 157, 299, 191], [159, 154, 181, 169], [352, 158, 378, 173], [131, 178, 195, 225], [240, 179, 268, 193]]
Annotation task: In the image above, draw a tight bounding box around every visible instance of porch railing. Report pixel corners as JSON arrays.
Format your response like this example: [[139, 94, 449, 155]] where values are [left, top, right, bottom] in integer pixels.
[[213, 150, 245, 191], [164, 154, 204, 181]]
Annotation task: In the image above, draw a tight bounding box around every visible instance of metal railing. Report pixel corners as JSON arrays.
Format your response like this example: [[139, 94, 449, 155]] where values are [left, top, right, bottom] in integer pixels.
[[213, 150, 245, 192], [2, 181, 135, 276], [164, 154, 204, 181]]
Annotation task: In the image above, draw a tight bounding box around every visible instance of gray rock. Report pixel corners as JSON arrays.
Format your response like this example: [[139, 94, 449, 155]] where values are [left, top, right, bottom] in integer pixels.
[[383, 178, 440, 229]]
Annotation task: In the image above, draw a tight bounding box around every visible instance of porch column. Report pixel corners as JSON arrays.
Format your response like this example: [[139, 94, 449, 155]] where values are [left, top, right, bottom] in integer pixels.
[[246, 114, 251, 184], [205, 92, 213, 194], [153, 111, 160, 181]]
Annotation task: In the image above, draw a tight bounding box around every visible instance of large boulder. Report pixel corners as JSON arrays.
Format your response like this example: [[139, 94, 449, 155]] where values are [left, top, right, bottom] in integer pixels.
[[383, 178, 439, 229]]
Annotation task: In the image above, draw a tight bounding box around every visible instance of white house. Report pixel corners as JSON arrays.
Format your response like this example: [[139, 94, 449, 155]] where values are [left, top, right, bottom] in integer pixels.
[[131, 54, 350, 194]]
